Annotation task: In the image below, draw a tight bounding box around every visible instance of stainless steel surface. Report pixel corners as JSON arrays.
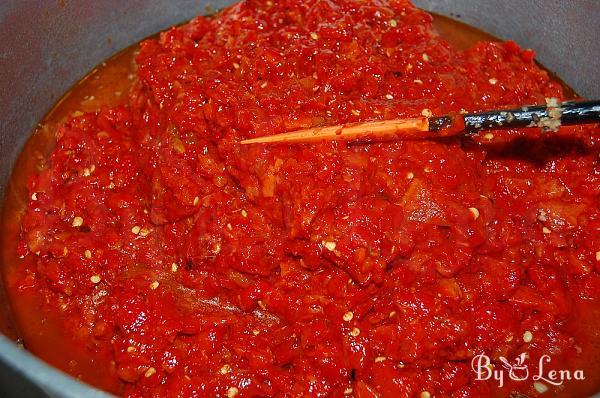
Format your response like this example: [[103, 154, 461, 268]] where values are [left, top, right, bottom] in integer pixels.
[[0, 1, 598, 397]]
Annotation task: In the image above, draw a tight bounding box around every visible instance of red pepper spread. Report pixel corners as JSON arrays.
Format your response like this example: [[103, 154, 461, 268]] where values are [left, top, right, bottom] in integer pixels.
[[13, 0, 600, 396]]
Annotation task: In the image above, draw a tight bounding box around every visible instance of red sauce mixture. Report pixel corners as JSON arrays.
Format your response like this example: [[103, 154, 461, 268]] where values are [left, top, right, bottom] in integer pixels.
[[2, 1, 600, 397]]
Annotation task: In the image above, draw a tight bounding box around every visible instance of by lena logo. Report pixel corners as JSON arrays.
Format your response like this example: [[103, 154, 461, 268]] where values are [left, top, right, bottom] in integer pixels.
[[499, 353, 529, 382], [471, 353, 585, 388]]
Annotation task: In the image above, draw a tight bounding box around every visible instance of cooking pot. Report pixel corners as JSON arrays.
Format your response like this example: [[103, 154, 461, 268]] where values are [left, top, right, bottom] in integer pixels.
[[0, 1, 598, 396]]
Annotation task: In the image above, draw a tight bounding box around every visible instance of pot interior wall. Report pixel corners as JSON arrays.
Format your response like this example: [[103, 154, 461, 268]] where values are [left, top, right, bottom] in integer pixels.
[[413, 0, 599, 100]]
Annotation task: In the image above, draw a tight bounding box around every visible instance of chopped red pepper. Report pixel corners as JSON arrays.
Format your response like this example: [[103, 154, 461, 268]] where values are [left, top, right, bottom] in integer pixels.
[[7, 0, 600, 397]]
